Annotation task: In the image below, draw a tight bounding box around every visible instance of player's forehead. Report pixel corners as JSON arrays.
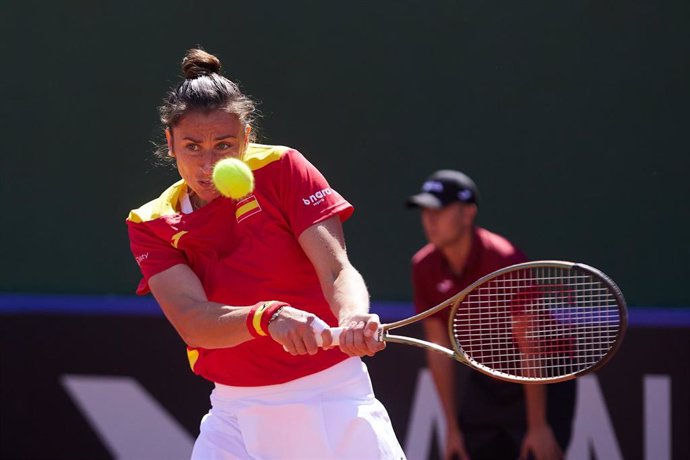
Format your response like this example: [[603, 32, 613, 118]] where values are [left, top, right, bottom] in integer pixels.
[[174, 110, 243, 137]]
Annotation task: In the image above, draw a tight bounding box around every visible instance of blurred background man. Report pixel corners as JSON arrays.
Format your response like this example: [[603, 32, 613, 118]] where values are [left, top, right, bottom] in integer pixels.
[[407, 170, 576, 460]]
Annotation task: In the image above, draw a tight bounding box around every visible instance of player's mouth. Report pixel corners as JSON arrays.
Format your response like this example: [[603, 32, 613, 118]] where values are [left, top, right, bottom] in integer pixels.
[[198, 179, 214, 189]]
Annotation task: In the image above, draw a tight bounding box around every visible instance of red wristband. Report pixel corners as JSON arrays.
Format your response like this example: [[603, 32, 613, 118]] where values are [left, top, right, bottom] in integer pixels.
[[260, 302, 288, 337], [246, 301, 289, 338], [246, 302, 266, 338]]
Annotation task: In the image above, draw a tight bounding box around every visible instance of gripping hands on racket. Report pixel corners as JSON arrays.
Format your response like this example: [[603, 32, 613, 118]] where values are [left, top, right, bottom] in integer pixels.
[[320, 313, 384, 357], [267, 307, 384, 357]]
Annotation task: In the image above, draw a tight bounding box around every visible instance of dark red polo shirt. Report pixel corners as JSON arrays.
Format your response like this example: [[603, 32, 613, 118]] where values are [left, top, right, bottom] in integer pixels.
[[412, 226, 527, 320]]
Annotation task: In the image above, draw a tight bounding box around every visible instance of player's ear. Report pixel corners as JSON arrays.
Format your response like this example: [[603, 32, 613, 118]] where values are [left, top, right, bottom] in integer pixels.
[[165, 127, 175, 157], [239, 125, 252, 160], [244, 125, 252, 148]]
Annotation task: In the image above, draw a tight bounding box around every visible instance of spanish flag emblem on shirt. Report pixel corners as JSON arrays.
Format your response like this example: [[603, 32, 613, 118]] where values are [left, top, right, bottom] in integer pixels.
[[236, 195, 262, 222]]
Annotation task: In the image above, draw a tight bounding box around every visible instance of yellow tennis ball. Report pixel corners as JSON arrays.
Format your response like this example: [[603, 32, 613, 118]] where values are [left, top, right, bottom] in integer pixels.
[[212, 157, 255, 199]]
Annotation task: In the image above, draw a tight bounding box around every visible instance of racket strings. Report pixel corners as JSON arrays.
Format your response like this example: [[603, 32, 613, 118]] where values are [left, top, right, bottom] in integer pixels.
[[452, 266, 622, 380]]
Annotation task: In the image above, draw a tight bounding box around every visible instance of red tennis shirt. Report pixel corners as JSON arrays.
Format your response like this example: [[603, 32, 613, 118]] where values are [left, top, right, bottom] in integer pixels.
[[127, 144, 352, 386]]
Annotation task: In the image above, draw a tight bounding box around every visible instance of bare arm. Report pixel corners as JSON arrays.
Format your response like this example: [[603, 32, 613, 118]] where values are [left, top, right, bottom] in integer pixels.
[[423, 318, 471, 460], [520, 384, 562, 460], [149, 263, 324, 352], [148, 264, 253, 349], [296, 215, 383, 357], [513, 312, 563, 460], [523, 383, 548, 430]]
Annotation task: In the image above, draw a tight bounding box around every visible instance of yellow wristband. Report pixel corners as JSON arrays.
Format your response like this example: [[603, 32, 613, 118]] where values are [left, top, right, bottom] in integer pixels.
[[252, 303, 269, 337]]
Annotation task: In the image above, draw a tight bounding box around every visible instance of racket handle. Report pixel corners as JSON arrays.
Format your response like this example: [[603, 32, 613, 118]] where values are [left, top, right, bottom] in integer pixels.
[[311, 317, 384, 347], [311, 317, 343, 346]]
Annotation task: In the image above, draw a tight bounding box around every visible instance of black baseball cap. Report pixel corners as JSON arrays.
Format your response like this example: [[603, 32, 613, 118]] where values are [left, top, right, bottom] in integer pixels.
[[406, 170, 479, 209]]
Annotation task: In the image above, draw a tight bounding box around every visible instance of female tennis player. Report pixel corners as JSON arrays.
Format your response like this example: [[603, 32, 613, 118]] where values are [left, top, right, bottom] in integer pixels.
[[126, 48, 405, 459]]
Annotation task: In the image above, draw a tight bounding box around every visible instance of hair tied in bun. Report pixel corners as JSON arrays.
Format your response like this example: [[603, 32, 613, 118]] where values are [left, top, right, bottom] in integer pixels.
[[181, 48, 221, 79]]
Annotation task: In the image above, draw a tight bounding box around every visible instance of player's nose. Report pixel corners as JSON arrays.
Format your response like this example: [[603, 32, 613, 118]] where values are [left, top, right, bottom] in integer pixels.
[[200, 152, 219, 174]]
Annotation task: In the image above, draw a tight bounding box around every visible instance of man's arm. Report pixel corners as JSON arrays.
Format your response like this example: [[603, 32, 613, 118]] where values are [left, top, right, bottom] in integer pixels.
[[423, 318, 471, 460], [520, 382, 563, 460]]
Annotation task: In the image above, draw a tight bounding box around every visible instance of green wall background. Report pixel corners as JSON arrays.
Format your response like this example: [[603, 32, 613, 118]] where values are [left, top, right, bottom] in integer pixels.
[[1, 0, 688, 305]]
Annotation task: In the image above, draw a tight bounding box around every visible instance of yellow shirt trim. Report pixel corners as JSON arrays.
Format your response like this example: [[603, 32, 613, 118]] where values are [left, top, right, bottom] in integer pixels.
[[187, 349, 199, 372], [128, 180, 186, 224], [243, 143, 289, 171]]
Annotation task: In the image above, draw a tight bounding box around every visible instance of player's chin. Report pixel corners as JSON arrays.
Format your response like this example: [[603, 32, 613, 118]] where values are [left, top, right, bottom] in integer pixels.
[[196, 185, 220, 202]]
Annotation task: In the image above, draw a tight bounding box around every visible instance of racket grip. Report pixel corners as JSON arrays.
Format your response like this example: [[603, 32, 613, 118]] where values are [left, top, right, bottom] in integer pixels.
[[311, 318, 385, 347], [311, 317, 343, 346]]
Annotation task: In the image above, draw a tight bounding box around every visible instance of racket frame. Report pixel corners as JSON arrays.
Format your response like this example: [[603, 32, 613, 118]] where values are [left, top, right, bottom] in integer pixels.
[[380, 260, 628, 383]]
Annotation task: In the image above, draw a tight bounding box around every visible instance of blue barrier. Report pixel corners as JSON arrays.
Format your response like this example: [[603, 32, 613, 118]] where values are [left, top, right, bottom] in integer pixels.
[[0, 294, 688, 327]]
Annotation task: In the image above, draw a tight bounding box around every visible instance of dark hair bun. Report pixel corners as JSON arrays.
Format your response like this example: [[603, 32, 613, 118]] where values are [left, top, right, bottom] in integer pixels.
[[181, 48, 221, 78]]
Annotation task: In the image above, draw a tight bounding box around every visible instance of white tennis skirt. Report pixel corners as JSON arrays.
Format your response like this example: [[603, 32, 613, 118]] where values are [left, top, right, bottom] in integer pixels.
[[191, 357, 406, 460]]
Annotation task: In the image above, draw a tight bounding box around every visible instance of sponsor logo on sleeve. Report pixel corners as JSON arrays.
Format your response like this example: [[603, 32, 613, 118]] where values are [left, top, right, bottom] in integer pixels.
[[302, 188, 333, 207], [135, 252, 149, 266]]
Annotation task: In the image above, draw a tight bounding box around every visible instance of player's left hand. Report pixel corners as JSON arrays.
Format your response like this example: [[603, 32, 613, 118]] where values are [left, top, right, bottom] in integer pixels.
[[332, 313, 385, 357]]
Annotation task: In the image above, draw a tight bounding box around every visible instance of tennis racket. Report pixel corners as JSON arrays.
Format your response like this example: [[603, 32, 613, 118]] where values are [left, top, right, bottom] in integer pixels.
[[313, 260, 627, 384]]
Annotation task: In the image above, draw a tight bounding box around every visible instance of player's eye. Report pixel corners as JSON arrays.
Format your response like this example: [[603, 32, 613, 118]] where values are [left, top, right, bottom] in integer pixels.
[[186, 144, 201, 152], [217, 142, 233, 150]]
